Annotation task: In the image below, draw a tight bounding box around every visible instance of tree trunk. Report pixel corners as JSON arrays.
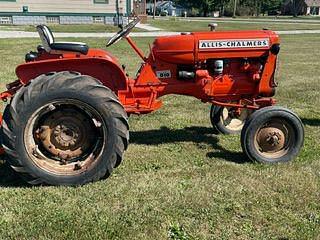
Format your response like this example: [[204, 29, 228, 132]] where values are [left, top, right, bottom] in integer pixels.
[[203, 5, 208, 17], [233, 0, 237, 18], [256, 0, 261, 17], [153, 0, 156, 19], [203, 9, 208, 17], [293, 0, 298, 17]]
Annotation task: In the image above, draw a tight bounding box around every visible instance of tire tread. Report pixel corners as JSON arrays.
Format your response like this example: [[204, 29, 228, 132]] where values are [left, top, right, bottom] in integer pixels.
[[1, 71, 129, 185]]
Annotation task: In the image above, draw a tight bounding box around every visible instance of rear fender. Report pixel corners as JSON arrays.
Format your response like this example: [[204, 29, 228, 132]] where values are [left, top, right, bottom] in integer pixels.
[[16, 57, 127, 91]]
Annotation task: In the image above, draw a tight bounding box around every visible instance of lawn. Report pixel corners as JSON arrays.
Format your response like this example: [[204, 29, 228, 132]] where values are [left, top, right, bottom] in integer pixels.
[[2, 18, 320, 33], [237, 15, 320, 20], [0, 30, 319, 238], [149, 18, 320, 32]]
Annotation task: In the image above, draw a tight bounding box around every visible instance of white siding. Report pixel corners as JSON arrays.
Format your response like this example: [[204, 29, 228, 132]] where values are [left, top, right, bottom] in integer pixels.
[[0, 0, 130, 14]]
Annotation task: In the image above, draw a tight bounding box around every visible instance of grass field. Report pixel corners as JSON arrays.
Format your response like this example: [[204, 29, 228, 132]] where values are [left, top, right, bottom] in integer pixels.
[[2, 18, 320, 33], [149, 18, 320, 31], [0, 26, 319, 239], [237, 15, 320, 20]]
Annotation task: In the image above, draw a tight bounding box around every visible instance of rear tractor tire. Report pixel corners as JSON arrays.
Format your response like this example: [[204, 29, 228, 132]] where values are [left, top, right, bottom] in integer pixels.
[[1, 71, 129, 186], [241, 106, 304, 164], [210, 105, 252, 135]]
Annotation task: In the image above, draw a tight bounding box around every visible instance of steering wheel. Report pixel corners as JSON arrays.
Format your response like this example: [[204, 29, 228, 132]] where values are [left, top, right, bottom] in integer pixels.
[[106, 18, 141, 47]]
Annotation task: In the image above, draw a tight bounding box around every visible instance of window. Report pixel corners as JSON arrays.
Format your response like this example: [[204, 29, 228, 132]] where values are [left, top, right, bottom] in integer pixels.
[[46, 16, 60, 24], [310, 7, 320, 15], [94, 0, 109, 3], [0, 16, 13, 25], [93, 16, 105, 24]]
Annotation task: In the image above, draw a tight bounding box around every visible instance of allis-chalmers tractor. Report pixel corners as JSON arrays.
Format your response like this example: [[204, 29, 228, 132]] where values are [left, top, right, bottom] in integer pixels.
[[0, 19, 304, 186]]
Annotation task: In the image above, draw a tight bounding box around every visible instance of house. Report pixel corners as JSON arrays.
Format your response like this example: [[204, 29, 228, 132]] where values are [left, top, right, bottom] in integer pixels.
[[155, 1, 187, 17], [282, 0, 320, 16], [305, 0, 320, 14], [0, 0, 134, 25]]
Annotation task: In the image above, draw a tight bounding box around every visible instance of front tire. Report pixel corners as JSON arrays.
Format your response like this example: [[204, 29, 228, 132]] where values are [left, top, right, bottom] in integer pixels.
[[210, 105, 251, 135], [241, 106, 304, 164], [1, 71, 129, 186]]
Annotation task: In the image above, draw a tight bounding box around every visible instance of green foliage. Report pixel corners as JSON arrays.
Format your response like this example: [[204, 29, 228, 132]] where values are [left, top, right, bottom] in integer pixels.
[[261, 0, 285, 14], [174, 0, 287, 16], [175, 0, 226, 16], [168, 224, 190, 240]]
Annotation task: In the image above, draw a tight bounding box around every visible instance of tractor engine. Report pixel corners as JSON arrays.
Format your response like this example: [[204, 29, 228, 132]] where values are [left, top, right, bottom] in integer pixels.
[[152, 30, 280, 101]]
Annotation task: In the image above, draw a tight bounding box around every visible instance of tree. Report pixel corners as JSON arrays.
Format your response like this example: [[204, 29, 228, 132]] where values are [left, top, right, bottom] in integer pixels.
[[175, 0, 215, 17], [201, 0, 216, 16], [290, 0, 306, 17], [174, 0, 287, 17]]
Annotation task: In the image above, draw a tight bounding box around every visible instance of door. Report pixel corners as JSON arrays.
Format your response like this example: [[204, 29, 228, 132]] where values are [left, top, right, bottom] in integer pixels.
[[133, 0, 146, 15]]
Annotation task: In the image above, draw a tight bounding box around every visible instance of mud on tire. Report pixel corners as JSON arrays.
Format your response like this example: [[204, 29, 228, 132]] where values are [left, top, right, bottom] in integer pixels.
[[1, 71, 129, 186]]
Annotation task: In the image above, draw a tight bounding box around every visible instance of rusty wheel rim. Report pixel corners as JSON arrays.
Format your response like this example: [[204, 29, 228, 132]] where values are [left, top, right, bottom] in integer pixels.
[[24, 99, 105, 176], [220, 108, 251, 132], [254, 119, 294, 159]]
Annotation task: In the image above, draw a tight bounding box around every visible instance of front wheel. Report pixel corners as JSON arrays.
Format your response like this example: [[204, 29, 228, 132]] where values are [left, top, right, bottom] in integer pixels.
[[1, 71, 129, 186], [241, 106, 304, 164], [210, 105, 251, 135]]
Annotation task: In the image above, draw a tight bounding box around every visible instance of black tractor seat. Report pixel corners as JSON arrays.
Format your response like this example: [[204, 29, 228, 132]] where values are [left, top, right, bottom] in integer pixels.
[[36, 25, 89, 55]]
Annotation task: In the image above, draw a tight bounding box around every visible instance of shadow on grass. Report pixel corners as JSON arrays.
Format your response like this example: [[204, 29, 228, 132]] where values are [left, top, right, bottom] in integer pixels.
[[130, 126, 250, 164], [302, 118, 320, 127], [0, 126, 250, 187], [0, 161, 28, 187]]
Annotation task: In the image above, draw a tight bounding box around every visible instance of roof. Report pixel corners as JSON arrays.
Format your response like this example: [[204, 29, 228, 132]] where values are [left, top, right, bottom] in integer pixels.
[[305, 0, 320, 6]]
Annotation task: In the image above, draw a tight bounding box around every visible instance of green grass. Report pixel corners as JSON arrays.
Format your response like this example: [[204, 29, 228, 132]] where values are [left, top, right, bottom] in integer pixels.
[[2, 18, 320, 33], [0, 33, 319, 239], [238, 15, 320, 20], [149, 19, 320, 32]]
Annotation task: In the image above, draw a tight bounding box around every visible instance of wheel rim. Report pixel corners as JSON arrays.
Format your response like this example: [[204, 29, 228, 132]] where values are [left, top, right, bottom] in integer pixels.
[[220, 108, 250, 132], [254, 119, 294, 159], [24, 99, 105, 176]]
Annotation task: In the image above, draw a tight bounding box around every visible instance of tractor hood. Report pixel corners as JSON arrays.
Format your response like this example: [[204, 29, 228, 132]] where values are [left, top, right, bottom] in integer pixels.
[[152, 30, 280, 64]]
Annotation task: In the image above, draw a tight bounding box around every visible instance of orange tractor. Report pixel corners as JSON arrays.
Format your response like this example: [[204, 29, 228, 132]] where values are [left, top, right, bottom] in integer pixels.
[[0, 19, 304, 186]]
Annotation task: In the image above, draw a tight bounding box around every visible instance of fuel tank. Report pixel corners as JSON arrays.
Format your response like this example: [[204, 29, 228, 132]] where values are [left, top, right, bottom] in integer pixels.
[[152, 30, 280, 64]]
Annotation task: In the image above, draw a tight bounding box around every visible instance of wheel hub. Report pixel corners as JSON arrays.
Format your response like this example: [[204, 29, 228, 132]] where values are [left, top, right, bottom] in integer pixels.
[[266, 132, 281, 146], [53, 123, 80, 148], [35, 108, 96, 160], [256, 125, 286, 153]]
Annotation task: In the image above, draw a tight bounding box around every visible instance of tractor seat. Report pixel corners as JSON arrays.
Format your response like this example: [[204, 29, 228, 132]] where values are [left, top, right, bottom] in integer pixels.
[[36, 25, 89, 55]]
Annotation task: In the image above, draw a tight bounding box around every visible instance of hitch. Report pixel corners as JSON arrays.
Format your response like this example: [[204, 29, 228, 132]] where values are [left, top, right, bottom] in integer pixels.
[[0, 80, 22, 102]]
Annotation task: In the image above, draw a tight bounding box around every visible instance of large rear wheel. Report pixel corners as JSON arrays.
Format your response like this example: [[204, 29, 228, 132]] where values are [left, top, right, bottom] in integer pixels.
[[1, 71, 129, 186]]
